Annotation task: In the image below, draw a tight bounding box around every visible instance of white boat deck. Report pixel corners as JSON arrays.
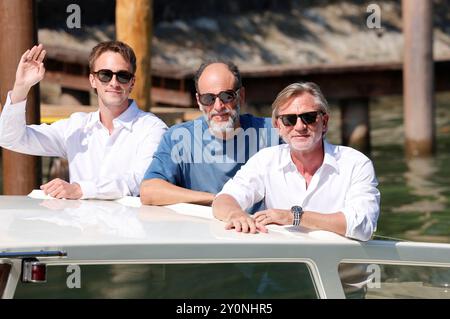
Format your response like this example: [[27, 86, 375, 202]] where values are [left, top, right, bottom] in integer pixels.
[[1, 194, 450, 299], [0, 194, 353, 253]]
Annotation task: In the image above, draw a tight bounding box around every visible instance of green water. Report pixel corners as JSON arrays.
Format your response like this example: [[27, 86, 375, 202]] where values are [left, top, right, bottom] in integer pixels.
[[369, 94, 450, 243]]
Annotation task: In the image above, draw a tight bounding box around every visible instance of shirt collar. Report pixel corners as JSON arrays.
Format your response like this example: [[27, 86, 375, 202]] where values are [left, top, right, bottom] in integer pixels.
[[278, 144, 293, 169], [86, 100, 139, 132], [322, 139, 340, 174], [112, 100, 139, 132], [277, 139, 340, 174], [86, 110, 101, 130]]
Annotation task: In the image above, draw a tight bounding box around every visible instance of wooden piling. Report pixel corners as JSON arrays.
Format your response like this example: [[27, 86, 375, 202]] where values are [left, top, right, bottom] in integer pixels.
[[116, 0, 153, 111], [402, 0, 435, 157], [340, 98, 371, 155], [0, 0, 41, 195]]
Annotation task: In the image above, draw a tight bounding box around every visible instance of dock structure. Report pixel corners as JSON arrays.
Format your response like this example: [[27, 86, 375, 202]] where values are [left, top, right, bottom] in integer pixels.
[[0, 1, 443, 193], [403, 0, 435, 157], [0, 0, 41, 195], [42, 51, 450, 155], [116, 0, 153, 111]]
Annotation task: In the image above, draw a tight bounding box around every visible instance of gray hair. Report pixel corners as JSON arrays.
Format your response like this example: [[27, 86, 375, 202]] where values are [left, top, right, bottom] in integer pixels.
[[194, 59, 242, 92], [271, 82, 329, 127]]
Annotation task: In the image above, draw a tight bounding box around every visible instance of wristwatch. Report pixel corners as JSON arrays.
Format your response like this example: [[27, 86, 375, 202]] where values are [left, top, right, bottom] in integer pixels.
[[291, 206, 304, 226]]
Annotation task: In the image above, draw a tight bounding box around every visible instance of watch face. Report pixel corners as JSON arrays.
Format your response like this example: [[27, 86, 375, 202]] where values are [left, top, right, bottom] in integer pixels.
[[292, 206, 302, 213]]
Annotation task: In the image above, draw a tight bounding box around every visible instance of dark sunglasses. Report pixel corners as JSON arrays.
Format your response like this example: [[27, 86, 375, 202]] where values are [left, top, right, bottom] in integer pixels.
[[198, 89, 239, 106], [93, 69, 134, 84], [277, 111, 324, 126]]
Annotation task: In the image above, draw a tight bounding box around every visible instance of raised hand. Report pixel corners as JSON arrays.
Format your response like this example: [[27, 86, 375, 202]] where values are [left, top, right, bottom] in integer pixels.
[[11, 44, 46, 104]]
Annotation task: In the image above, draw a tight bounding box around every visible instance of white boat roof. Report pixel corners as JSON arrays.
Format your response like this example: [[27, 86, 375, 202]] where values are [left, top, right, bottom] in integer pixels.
[[1, 194, 450, 268], [3, 194, 450, 299], [0, 194, 352, 249]]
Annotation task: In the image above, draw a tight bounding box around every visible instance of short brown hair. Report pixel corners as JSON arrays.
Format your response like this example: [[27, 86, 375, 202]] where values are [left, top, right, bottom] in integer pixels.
[[88, 41, 137, 74]]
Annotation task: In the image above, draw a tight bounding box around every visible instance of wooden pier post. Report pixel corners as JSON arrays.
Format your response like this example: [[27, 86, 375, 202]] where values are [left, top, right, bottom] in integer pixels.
[[402, 0, 435, 157], [339, 98, 371, 155], [116, 0, 153, 111], [0, 0, 41, 195]]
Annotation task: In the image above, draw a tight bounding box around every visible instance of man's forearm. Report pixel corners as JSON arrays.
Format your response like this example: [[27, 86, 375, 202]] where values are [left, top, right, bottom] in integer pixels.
[[140, 178, 215, 206], [10, 83, 31, 104], [300, 211, 347, 237], [212, 194, 247, 221]]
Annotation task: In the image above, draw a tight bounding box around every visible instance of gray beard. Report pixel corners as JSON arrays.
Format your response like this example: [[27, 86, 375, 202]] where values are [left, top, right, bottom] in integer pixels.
[[203, 104, 240, 135]]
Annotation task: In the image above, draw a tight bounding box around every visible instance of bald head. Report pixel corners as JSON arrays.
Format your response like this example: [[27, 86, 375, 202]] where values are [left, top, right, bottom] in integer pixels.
[[197, 63, 236, 94], [194, 60, 242, 93]]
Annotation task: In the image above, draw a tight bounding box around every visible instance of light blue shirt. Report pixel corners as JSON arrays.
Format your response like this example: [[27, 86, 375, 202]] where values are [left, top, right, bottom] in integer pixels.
[[143, 114, 281, 211]]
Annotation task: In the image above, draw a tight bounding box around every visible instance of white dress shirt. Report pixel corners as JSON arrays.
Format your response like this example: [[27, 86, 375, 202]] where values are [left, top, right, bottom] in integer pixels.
[[218, 140, 380, 241], [0, 92, 167, 199]]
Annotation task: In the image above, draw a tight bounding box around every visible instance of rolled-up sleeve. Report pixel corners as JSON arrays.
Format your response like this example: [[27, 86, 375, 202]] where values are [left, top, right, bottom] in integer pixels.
[[341, 159, 380, 241], [218, 151, 266, 211]]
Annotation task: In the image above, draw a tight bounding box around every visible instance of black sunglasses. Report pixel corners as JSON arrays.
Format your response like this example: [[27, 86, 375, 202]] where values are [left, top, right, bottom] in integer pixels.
[[277, 111, 324, 126], [198, 89, 239, 106], [93, 69, 134, 84]]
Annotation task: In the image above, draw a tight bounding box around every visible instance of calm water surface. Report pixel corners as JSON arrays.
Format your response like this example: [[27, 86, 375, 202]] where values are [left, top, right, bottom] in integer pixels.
[[369, 94, 450, 243]]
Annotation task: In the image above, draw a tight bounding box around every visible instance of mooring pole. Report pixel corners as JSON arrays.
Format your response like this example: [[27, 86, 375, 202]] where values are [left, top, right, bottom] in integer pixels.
[[339, 98, 371, 155], [0, 0, 41, 194], [116, 0, 153, 111], [402, 0, 435, 157]]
